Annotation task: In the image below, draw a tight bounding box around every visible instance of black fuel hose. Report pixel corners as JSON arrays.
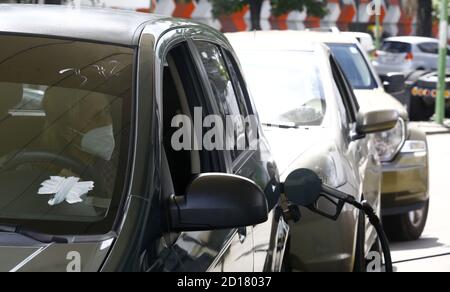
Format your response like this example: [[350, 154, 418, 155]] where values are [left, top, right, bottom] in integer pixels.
[[322, 185, 393, 272]]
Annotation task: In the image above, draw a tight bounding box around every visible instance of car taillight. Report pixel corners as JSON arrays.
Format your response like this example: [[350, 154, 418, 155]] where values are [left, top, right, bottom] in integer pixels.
[[405, 52, 414, 61]]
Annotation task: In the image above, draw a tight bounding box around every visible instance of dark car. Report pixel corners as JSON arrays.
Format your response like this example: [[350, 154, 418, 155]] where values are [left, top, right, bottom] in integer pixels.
[[406, 71, 450, 121], [0, 5, 289, 272]]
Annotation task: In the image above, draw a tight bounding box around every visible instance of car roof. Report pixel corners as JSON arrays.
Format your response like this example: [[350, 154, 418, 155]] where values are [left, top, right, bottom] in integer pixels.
[[384, 36, 438, 44], [227, 30, 361, 46], [225, 30, 343, 52], [0, 4, 185, 46], [295, 31, 361, 44], [341, 31, 373, 41]]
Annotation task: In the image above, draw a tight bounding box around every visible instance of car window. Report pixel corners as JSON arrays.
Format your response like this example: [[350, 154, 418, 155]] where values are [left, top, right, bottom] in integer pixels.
[[0, 35, 134, 235], [330, 56, 358, 124], [381, 41, 412, 53], [222, 51, 251, 116], [418, 42, 439, 54], [328, 44, 378, 90], [194, 41, 246, 161], [162, 42, 226, 195], [234, 49, 327, 127]]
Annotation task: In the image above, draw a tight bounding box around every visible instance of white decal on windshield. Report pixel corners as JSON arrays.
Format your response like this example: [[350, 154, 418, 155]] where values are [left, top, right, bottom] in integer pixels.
[[38, 176, 94, 206], [59, 68, 88, 86]]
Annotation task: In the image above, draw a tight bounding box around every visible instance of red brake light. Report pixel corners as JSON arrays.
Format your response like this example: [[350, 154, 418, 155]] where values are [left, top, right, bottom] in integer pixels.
[[405, 52, 414, 61]]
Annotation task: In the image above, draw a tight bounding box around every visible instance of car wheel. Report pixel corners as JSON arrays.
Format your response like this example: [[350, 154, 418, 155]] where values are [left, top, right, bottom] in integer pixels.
[[383, 200, 429, 241], [353, 210, 366, 272]]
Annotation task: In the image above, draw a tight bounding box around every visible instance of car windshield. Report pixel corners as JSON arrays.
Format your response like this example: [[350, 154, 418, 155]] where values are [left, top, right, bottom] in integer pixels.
[[381, 41, 412, 53], [328, 44, 378, 90], [236, 50, 327, 127], [0, 35, 134, 235]]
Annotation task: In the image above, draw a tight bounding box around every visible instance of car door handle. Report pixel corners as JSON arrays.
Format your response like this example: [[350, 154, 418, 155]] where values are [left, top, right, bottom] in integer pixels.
[[238, 227, 247, 243]]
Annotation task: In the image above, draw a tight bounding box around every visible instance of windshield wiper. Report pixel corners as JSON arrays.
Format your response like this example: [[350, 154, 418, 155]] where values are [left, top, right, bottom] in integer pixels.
[[0, 224, 69, 244], [262, 122, 299, 129]]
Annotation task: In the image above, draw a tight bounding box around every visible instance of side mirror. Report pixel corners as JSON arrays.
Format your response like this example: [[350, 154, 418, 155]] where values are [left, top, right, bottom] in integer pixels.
[[381, 73, 405, 94], [284, 169, 345, 221], [169, 174, 268, 231], [356, 109, 399, 135]]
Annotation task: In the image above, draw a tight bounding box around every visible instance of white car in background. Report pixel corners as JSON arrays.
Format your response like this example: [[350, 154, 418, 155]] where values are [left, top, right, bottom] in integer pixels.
[[309, 30, 376, 56], [342, 32, 376, 56], [373, 36, 450, 75]]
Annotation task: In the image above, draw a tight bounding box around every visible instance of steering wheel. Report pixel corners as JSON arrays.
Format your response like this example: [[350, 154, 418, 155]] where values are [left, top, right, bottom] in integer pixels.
[[1, 150, 104, 192]]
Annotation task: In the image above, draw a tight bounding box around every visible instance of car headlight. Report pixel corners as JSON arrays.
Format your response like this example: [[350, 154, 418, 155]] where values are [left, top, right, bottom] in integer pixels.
[[374, 118, 406, 162], [400, 140, 427, 154]]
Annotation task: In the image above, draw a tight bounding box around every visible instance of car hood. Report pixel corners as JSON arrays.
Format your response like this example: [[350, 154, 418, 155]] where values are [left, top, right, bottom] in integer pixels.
[[0, 233, 112, 272], [263, 126, 328, 177], [354, 88, 408, 120]]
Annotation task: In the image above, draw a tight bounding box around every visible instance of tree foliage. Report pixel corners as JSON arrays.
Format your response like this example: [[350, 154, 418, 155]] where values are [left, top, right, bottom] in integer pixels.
[[208, 0, 246, 17], [270, 0, 327, 17]]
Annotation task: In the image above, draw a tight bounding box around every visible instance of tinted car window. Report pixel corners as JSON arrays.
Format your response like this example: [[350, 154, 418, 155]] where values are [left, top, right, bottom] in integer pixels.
[[0, 35, 133, 235], [330, 57, 358, 123], [329, 44, 378, 90], [236, 50, 327, 127], [381, 41, 412, 53], [222, 51, 251, 116], [418, 42, 439, 54], [195, 41, 246, 160]]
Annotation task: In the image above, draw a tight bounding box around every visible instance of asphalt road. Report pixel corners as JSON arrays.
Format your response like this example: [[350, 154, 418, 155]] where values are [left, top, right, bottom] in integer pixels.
[[391, 131, 450, 272]]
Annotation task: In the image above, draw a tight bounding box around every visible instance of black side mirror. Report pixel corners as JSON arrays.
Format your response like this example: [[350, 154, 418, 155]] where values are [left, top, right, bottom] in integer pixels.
[[169, 173, 268, 231], [381, 73, 405, 94], [284, 169, 345, 221]]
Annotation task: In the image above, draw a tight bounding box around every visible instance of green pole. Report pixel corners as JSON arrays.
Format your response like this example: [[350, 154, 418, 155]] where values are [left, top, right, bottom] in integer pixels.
[[375, 1, 381, 50], [436, 0, 448, 124]]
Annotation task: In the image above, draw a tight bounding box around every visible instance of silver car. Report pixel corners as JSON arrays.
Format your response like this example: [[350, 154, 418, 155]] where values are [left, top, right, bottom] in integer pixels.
[[373, 36, 450, 75], [227, 31, 398, 272]]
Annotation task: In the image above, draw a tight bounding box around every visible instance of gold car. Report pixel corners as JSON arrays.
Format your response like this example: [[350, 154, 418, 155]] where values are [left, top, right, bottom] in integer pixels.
[[323, 33, 429, 241]]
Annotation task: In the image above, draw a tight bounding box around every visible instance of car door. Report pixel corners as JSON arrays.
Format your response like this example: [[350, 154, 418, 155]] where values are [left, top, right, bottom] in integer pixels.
[[334, 55, 381, 208], [188, 37, 256, 272], [329, 56, 362, 198], [141, 29, 253, 272], [330, 55, 381, 251]]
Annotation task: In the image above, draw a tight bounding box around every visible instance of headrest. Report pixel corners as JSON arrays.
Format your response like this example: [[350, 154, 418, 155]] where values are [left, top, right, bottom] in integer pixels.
[[42, 86, 112, 127], [42, 86, 81, 117]]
